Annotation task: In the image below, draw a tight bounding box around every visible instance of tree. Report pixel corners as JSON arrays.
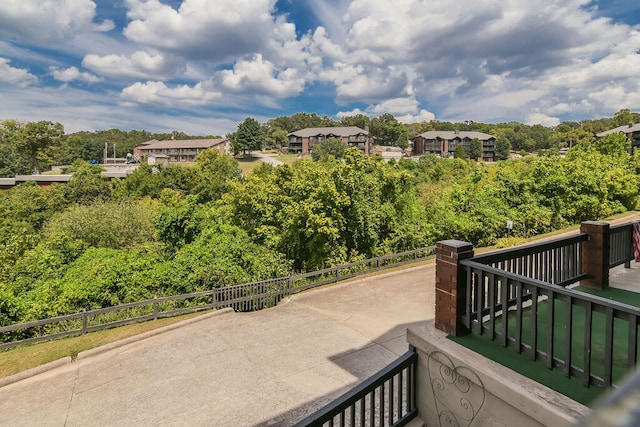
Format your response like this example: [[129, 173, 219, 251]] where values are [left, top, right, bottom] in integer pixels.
[[370, 113, 408, 147], [470, 138, 483, 160], [0, 142, 30, 177], [231, 117, 264, 156], [191, 149, 242, 202], [453, 145, 467, 159], [64, 160, 111, 204], [340, 114, 371, 131], [495, 137, 511, 160], [612, 108, 634, 127], [14, 121, 64, 173], [311, 137, 346, 161]]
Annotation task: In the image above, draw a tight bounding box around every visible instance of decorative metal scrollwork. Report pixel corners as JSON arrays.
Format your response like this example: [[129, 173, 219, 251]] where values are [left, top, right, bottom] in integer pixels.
[[428, 351, 485, 427]]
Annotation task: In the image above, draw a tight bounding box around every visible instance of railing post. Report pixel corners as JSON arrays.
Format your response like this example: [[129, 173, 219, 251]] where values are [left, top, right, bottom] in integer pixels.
[[153, 295, 158, 320], [581, 221, 610, 290], [435, 240, 474, 336], [82, 309, 87, 333]]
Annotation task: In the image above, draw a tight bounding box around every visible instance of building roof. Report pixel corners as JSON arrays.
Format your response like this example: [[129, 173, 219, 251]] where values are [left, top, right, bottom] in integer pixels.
[[135, 138, 228, 150], [288, 126, 369, 137], [414, 131, 496, 140], [596, 123, 640, 137]]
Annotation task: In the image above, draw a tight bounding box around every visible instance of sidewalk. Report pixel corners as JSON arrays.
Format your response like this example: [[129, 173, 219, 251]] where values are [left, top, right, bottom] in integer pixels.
[[0, 264, 434, 426]]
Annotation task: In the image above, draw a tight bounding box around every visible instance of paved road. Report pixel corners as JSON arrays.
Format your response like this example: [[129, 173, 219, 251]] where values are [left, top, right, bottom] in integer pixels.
[[0, 264, 435, 426], [251, 151, 285, 166]]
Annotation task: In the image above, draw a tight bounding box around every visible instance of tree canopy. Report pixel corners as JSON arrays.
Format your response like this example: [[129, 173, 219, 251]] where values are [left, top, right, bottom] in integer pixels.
[[231, 117, 264, 156]]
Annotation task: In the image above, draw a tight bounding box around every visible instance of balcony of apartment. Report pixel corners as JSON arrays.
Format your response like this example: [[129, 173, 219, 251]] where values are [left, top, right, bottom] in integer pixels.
[[347, 142, 367, 149], [298, 219, 640, 426]]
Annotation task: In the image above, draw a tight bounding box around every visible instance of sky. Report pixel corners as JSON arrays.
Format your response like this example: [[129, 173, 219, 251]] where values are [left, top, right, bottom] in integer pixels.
[[0, 0, 639, 136]]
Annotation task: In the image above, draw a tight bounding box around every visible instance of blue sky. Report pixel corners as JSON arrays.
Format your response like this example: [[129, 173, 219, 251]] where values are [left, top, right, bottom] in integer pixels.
[[0, 1, 639, 136]]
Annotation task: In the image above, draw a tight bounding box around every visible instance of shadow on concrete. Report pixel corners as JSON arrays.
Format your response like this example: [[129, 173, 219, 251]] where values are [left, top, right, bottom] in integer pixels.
[[256, 320, 429, 426]]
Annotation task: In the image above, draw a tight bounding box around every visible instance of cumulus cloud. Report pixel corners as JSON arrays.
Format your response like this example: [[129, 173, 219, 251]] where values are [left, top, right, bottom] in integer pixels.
[[526, 112, 560, 127], [50, 66, 102, 83], [120, 81, 221, 107], [0, 0, 113, 44], [123, 0, 286, 62], [0, 58, 37, 87], [308, 0, 640, 121], [218, 54, 305, 98], [3, 0, 640, 135], [83, 51, 184, 80]]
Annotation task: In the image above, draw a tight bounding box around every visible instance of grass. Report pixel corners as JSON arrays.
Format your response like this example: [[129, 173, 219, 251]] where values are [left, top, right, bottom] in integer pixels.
[[450, 285, 640, 406], [277, 153, 305, 165], [236, 155, 264, 174], [0, 311, 204, 379]]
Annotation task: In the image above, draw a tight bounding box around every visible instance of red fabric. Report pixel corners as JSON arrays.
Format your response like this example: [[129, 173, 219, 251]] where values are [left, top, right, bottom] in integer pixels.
[[634, 222, 640, 262]]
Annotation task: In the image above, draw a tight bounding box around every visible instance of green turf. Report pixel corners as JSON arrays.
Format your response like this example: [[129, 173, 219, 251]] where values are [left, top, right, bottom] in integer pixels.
[[449, 285, 640, 406], [449, 333, 602, 406]]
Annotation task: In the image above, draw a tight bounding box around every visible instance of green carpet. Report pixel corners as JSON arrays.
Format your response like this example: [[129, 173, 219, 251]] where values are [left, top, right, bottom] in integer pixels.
[[449, 285, 640, 406]]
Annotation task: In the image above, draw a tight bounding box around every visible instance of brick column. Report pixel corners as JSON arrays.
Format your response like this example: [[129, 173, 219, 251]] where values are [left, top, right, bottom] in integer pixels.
[[580, 221, 610, 290], [435, 240, 474, 336]]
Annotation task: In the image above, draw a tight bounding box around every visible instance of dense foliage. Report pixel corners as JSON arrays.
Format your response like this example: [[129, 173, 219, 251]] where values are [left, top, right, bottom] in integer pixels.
[[1, 111, 640, 327]]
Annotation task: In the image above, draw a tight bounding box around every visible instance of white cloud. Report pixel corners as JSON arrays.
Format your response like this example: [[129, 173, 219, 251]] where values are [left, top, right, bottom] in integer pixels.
[[50, 66, 102, 83], [120, 81, 221, 107], [0, 0, 113, 44], [218, 54, 305, 98], [83, 51, 184, 80], [123, 0, 284, 62], [526, 112, 560, 127], [0, 58, 37, 87]]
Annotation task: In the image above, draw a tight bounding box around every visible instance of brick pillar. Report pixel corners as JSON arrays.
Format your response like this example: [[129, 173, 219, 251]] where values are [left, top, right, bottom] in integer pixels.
[[580, 221, 610, 290], [435, 240, 474, 336]]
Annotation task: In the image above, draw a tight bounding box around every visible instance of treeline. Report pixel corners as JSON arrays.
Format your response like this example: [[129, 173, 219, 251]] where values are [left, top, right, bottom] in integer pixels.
[[1, 132, 639, 327], [0, 121, 219, 177], [3, 108, 637, 178]]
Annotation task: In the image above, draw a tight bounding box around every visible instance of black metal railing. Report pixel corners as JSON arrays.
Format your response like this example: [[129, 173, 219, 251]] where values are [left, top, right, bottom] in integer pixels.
[[460, 259, 640, 389], [471, 234, 588, 287], [294, 350, 418, 427], [610, 223, 634, 268], [0, 247, 435, 350]]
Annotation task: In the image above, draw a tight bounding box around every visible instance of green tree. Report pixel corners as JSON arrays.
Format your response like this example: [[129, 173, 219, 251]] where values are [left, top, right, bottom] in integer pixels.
[[0, 142, 30, 177], [371, 113, 408, 147], [339, 114, 371, 131], [153, 190, 202, 252], [453, 145, 467, 159], [470, 138, 483, 160], [15, 121, 64, 173], [612, 108, 634, 127], [64, 160, 111, 204], [495, 136, 511, 160], [191, 149, 242, 202], [311, 137, 346, 161], [231, 117, 264, 156]]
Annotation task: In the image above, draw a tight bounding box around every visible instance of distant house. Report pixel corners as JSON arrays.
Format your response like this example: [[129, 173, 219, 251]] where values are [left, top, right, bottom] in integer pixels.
[[411, 130, 497, 161], [133, 138, 230, 163], [596, 123, 640, 150], [286, 127, 372, 155]]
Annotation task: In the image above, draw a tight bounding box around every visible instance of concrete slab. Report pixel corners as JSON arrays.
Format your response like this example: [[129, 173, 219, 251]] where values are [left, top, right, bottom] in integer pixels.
[[0, 263, 435, 426]]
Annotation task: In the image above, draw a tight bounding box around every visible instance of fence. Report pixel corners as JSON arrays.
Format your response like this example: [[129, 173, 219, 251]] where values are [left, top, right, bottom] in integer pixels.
[[0, 246, 435, 350], [293, 350, 418, 427], [470, 234, 588, 287], [461, 258, 640, 389], [609, 222, 635, 268], [444, 223, 640, 389]]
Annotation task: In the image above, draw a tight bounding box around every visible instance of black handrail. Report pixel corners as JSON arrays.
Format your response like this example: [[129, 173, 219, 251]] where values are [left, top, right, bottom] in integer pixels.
[[293, 350, 418, 427], [461, 259, 640, 389]]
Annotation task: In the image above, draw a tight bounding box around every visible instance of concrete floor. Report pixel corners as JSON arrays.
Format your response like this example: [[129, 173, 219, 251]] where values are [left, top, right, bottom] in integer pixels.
[[0, 264, 435, 427]]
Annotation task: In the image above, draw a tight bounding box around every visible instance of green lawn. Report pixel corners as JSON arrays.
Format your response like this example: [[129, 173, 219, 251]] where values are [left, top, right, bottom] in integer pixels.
[[450, 286, 640, 406], [0, 311, 204, 379]]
